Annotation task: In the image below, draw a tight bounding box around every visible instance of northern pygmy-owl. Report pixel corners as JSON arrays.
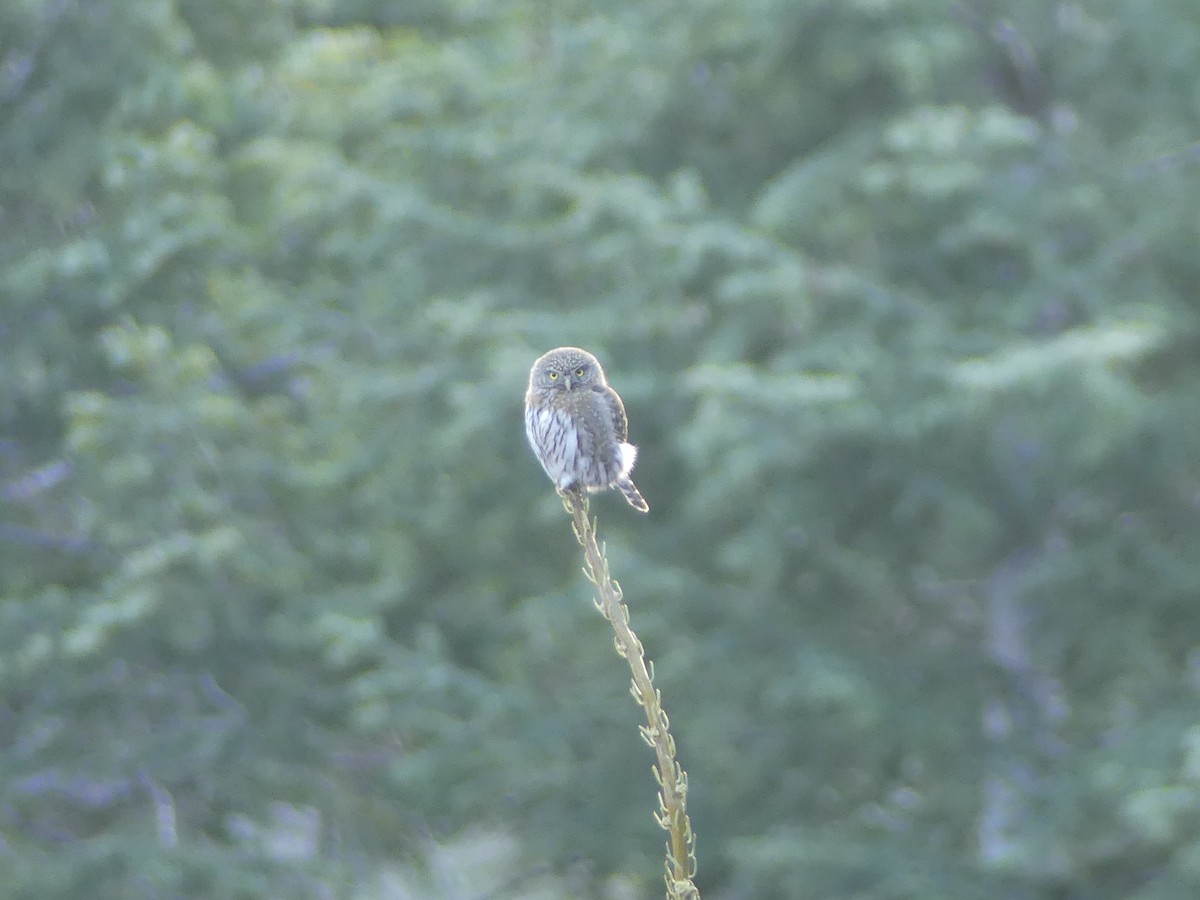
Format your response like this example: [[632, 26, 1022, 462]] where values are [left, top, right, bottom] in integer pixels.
[[524, 347, 649, 512]]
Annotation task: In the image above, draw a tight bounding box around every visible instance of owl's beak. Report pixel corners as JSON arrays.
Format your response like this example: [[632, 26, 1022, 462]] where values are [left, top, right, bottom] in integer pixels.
[[562, 375, 573, 389]]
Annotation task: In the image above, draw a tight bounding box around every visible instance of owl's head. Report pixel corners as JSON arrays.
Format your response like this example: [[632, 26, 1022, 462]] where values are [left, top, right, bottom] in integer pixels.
[[529, 346, 607, 391]]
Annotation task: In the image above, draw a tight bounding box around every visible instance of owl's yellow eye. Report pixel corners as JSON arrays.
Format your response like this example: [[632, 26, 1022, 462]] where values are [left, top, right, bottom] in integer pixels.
[[575, 367, 586, 377], [547, 371, 558, 379]]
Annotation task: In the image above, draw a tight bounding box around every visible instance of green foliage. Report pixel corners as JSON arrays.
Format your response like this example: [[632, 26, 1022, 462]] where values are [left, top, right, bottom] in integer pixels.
[[3, 0, 1200, 897]]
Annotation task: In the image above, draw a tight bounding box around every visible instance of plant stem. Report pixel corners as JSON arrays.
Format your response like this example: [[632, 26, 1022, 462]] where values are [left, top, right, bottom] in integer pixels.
[[563, 490, 699, 900]]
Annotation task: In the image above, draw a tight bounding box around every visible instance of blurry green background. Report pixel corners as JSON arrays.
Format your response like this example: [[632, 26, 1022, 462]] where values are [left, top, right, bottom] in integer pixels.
[[3, 0, 1200, 897]]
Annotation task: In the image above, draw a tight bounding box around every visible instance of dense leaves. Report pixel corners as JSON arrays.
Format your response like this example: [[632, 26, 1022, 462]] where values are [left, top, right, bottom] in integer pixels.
[[2, 1, 1199, 897]]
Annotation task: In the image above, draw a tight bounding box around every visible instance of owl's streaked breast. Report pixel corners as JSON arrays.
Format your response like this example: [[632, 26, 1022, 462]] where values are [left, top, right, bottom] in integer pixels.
[[524, 403, 580, 490]]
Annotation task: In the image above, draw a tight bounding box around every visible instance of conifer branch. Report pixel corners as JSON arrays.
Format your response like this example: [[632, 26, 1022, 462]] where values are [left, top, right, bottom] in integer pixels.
[[561, 489, 699, 900]]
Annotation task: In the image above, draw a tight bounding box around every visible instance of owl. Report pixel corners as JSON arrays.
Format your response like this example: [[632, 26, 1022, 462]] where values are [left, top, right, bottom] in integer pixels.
[[525, 347, 649, 512]]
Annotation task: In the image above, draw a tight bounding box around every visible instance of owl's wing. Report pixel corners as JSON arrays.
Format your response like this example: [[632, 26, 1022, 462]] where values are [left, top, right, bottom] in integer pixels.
[[597, 385, 628, 442]]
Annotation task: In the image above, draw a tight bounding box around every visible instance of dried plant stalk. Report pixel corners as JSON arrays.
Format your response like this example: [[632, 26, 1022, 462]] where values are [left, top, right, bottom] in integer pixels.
[[562, 489, 699, 900]]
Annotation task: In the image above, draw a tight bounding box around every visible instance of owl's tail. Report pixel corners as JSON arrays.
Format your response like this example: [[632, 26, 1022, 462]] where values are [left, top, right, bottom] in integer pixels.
[[616, 476, 650, 513]]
